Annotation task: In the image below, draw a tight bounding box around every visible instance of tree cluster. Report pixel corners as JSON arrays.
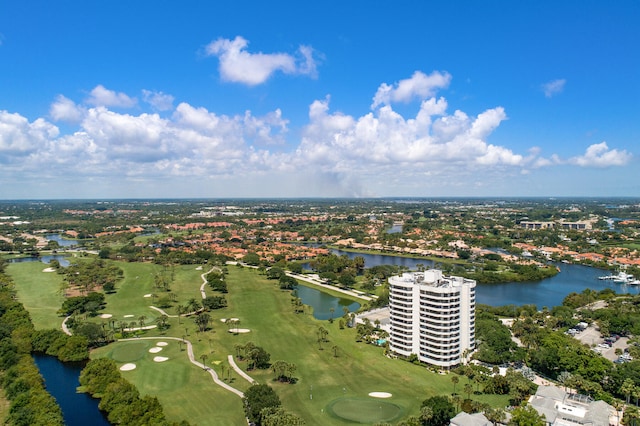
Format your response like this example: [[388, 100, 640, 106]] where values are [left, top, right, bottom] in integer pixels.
[[79, 358, 190, 426], [0, 264, 65, 425]]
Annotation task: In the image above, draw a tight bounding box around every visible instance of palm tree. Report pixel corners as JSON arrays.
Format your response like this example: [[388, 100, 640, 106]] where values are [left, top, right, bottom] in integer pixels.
[[194, 312, 211, 332], [138, 315, 147, 328], [464, 383, 473, 401], [176, 304, 185, 324], [332, 345, 339, 357], [155, 315, 168, 330], [200, 354, 208, 370], [187, 298, 200, 314], [420, 406, 433, 424], [451, 375, 459, 395], [485, 407, 506, 426], [271, 360, 288, 381], [622, 378, 635, 404], [220, 362, 226, 381]]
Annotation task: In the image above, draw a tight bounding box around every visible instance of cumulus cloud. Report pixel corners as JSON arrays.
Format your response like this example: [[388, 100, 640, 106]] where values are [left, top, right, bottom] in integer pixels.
[[86, 85, 137, 108], [541, 79, 566, 98], [569, 142, 632, 167], [205, 36, 318, 85], [0, 111, 59, 158], [372, 71, 451, 108], [50, 95, 85, 122], [0, 72, 634, 197], [142, 90, 174, 111]]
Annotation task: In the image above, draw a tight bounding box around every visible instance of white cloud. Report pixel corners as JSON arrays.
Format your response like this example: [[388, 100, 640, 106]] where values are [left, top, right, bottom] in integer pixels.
[[205, 36, 318, 85], [541, 79, 566, 98], [371, 71, 451, 109], [0, 111, 59, 158], [569, 142, 632, 167], [86, 85, 137, 108], [50, 95, 84, 122], [0, 73, 634, 198], [142, 90, 174, 111]]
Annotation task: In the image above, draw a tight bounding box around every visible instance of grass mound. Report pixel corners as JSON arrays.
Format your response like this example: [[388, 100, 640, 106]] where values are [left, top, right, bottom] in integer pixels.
[[110, 341, 151, 363], [326, 397, 403, 423]]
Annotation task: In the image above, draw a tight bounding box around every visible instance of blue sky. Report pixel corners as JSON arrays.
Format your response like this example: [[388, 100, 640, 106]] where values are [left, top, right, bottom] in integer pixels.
[[0, 1, 638, 199]]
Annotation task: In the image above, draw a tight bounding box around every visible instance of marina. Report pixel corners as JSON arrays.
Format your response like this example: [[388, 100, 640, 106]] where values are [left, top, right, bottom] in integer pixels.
[[598, 271, 640, 285]]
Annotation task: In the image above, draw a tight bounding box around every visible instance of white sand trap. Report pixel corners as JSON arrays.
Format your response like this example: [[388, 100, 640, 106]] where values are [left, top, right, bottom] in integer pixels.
[[100, 313, 113, 319], [196, 266, 203, 270], [220, 318, 227, 323], [123, 314, 134, 318], [369, 392, 392, 398], [42, 267, 56, 272], [153, 356, 169, 362], [156, 342, 168, 347], [228, 328, 251, 334], [120, 363, 136, 371], [143, 293, 152, 298], [149, 347, 163, 353]]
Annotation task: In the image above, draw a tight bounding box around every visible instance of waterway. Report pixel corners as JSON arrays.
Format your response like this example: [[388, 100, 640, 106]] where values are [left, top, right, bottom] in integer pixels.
[[6, 254, 71, 267], [310, 248, 638, 309], [33, 354, 110, 426], [295, 284, 360, 320], [46, 233, 79, 247]]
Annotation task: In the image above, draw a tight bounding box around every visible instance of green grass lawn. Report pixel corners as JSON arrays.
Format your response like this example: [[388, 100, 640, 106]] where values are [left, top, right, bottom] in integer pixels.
[[10, 259, 509, 425], [91, 338, 246, 426], [7, 261, 65, 329]]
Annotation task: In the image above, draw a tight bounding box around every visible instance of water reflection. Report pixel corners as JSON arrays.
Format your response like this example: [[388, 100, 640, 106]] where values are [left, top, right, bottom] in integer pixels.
[[295, 284, 360, 320]]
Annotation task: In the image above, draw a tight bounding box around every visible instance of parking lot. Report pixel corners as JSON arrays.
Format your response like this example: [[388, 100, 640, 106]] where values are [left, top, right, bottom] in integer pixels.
[[574, 324, 629, 361]]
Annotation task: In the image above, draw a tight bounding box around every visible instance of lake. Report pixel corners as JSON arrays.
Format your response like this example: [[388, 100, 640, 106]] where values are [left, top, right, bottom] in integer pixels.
[[321, 248, 636, 308], [46, 233, 79, 247], [33, 354, 110, 426], [295, 284, 360, 320], [6, 254, 71, 267]]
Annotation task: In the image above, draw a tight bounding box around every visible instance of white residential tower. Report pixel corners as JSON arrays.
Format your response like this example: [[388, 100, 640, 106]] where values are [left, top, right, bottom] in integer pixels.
[[388, 270, 476, 368]]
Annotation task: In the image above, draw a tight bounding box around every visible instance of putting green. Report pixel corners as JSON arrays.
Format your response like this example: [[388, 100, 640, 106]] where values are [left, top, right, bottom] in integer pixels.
[[326, 397, 403, 423], [110, 341, 152, 363]]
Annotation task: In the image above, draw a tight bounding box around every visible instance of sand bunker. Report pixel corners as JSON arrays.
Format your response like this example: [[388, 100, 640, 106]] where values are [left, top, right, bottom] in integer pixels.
[[143, 294, 152, 298], [196, 266, 203, 270], [120, 363, 136, 371], [42, 267, 56, 272], [228, 328, 251, 334], [369, 392, 392, 398], [149, 347, 163, 353], [153, 356, 169, 362], [123, 314, 134, 318], [100, 314, 113, 319], [156, 341, 168, 347]]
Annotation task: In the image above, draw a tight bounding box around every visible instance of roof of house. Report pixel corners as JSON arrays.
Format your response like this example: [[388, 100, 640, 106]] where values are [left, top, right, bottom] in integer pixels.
[[450, 412, 492, 426]]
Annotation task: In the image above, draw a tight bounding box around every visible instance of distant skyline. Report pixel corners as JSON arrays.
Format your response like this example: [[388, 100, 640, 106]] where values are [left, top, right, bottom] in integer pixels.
[[0, 1, 638, 199]]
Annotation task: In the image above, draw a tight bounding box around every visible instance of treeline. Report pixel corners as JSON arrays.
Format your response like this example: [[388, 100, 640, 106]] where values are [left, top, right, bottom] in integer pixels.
[[79, 358, 190, 426], [0, 259, 64, 425], [466, 262, 558, 284], [475, 297, 640, 405]]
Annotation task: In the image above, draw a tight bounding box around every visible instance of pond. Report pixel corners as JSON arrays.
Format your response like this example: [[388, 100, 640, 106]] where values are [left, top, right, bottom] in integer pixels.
[[6, 254, 71, 267], [33, 354, 110, 426], [46, 233, 79, 247], [295, 284, 360, 320]]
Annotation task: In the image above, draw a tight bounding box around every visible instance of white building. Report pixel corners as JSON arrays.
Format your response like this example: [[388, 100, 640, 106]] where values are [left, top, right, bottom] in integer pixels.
[[529, 385, 615, 426], [388, 270, 476, 368]]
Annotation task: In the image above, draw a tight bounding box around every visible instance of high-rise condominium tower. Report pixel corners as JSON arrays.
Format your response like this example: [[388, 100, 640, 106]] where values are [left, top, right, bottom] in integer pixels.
[[388, 270, 476, 368]]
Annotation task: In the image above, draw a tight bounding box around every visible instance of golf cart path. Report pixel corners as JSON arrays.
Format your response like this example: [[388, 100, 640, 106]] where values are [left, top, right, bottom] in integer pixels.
[[227, 355, 256, 384], [120, 336, 244, 398]]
